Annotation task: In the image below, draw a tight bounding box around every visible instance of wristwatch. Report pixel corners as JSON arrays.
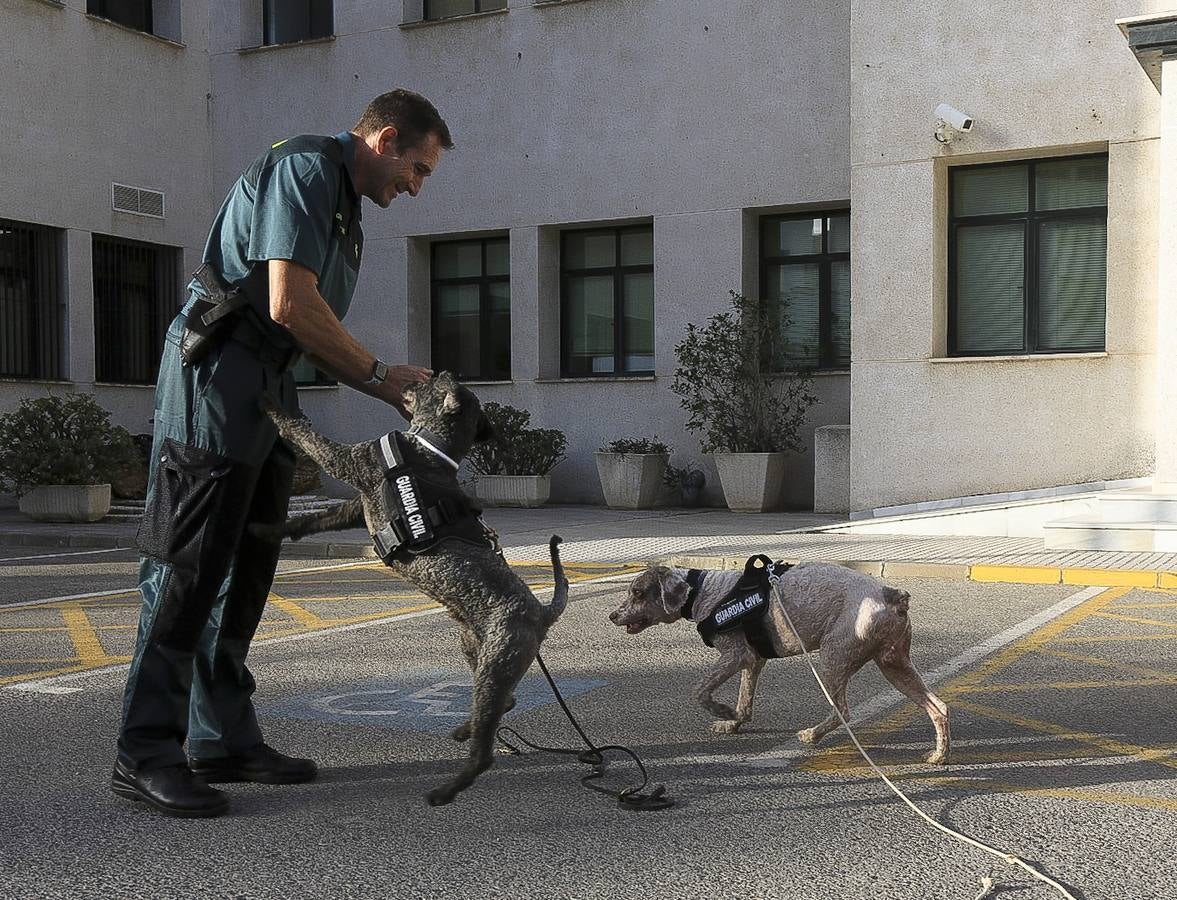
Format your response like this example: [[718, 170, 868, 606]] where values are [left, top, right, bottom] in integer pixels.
[[365, 360, 389, 386]]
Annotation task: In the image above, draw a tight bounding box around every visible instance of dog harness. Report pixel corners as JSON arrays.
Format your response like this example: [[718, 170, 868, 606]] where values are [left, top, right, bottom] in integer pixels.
[[371, 428, 494, 564], [682, 554, 793, 658]]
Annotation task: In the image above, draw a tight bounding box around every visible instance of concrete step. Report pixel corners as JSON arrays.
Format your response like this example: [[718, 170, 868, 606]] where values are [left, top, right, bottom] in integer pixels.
[[1089, 491, 1177, 523], [1043, 516, 1177, 552], [106, 495, 346, 522]]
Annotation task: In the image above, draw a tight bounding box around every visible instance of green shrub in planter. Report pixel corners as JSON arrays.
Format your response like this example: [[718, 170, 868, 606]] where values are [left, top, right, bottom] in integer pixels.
[[0, 394, 139, 496], [467, 402, 567, 476], [599, 437, 670, 455], [671, 290, 817, 454]]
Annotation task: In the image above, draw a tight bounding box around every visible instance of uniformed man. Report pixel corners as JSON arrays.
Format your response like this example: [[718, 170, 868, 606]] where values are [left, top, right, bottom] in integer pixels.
[[112, 90, 451, 817]]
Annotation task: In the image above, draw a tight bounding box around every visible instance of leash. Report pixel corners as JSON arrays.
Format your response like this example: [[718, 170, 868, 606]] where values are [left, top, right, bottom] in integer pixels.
[[495, 652, 674, 812], [772, 585, 1080, 899]]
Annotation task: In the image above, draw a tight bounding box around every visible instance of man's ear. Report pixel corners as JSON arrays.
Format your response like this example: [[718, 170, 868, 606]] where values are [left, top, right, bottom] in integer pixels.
[[475, 413, 497, 444], [378, 125, 401, 156]]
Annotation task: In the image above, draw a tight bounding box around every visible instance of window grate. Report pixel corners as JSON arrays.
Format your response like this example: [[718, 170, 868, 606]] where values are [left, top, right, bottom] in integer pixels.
[[111, 183, 166, 219], [0, 219, 65, 380], [92, 235, 181, 385]]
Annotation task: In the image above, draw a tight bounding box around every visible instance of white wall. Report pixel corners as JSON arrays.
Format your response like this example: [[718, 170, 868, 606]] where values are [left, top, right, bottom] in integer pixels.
[[847, 0, 1166, 509], [0, 0, 213, 434]]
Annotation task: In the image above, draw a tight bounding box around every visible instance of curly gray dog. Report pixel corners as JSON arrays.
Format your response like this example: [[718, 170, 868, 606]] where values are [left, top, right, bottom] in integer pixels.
[[255, 373, 569, 805], [609, 561, 950, 764]]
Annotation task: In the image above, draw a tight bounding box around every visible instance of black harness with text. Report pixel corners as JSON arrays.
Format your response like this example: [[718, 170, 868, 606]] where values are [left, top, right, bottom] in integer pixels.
[[688, 554, 793, 658], [371, 430, 493, 564]]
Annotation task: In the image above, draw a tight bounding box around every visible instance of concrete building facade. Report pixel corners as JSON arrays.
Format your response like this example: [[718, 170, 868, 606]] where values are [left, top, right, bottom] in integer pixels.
[[1, 0, 1173, 514]]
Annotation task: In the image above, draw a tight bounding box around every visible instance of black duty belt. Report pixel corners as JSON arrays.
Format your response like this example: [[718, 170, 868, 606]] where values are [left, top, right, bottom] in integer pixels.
[[371, 430, 491, 564], [228, 318, 301, 373], [689, 554, 793, 658]]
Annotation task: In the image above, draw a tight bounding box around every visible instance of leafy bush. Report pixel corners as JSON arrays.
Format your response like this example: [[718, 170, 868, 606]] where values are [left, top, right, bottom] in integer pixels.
[[0, 394, 139, 495], [671, 290, 818, 454], [663, 460, 706, 490], [466, 402, 567, 476], [599, 437, 670, 455]]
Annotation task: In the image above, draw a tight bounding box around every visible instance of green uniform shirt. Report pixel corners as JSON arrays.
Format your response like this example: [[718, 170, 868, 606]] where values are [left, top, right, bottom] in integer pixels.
[[191, 131, 363, 322]]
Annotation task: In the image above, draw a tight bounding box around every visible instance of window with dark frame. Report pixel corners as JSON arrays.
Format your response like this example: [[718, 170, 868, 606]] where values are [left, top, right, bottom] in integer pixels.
[[431, 237, 511, 382], [263, 0, 334, 45], [760, 211, 850, 370], [949, 154, 1108, 356], [0, 219, 65, 381], [561, 225, 653, 378], [87, 0, 152, 33], [424, 0, 507, 22], [92, 235, 181, 385]]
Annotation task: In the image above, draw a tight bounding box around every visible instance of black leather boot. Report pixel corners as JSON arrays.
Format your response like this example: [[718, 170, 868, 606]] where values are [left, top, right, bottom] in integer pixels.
[[189, 743, 318, 785], [111, 760, 229, 817]]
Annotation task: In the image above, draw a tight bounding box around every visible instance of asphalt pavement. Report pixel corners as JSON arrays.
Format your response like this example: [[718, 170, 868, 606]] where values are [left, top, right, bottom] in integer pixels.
[[1, 545, 1175, 900]]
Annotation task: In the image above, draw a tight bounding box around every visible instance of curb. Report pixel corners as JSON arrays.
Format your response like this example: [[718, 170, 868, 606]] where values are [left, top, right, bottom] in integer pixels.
[[3, 532, 1175, 588], [668, 554, 1177, 589]]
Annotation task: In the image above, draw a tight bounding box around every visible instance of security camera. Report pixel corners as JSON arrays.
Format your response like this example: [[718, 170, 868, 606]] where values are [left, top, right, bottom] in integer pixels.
[[934, 104, 974, 143]]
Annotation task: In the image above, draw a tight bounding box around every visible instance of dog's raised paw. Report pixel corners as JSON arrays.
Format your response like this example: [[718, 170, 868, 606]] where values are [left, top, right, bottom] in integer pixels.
[[449, 722, 471, 743], [711, 720, 741, 735], [925, 749, 949, 765]]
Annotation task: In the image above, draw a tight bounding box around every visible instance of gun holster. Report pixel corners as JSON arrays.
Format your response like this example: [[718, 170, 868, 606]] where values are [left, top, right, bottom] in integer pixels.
[[179, 263, 251, 366]]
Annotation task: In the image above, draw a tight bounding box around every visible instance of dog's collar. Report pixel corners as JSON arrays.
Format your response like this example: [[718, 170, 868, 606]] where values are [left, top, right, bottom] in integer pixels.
[[407, 426, 459, 472], [680, 569, 705, 621]]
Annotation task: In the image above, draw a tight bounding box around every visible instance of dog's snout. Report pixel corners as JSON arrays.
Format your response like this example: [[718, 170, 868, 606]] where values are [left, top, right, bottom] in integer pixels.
[[608, 609, 620, 623]]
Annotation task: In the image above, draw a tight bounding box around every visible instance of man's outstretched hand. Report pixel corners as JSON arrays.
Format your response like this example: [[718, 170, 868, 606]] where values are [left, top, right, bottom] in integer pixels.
[[379, 364, 432, 420]]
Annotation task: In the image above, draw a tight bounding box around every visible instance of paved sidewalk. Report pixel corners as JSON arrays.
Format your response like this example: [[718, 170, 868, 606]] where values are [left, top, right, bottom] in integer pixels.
[[4, 502, 1177, 587]]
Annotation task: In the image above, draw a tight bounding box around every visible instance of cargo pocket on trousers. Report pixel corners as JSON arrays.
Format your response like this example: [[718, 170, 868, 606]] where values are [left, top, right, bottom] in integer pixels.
[[136, 439, 233, 569]]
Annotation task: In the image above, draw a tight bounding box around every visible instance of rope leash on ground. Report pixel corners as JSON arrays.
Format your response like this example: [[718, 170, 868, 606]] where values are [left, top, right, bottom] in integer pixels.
[[495, 652, 674, 812], [774, 597, 1080, 900]]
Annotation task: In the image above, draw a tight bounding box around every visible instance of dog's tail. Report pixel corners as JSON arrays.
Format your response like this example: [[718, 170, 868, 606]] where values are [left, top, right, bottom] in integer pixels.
[[545, 535, 569, 626]]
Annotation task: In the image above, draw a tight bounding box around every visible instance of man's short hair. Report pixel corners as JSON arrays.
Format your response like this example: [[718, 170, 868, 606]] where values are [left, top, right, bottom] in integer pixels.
[[355, 90, 454, 152]]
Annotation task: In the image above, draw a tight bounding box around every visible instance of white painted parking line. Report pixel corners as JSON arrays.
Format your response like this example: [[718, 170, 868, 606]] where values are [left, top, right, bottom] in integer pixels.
[[0, 547, 134, 564]]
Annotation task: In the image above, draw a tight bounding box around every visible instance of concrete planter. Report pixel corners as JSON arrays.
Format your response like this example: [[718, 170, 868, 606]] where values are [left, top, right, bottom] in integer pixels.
[[594, 452, 668, 509], [474, 474, 551, 508], [711, 453, 787, 512], [18, 484, 112, 523]]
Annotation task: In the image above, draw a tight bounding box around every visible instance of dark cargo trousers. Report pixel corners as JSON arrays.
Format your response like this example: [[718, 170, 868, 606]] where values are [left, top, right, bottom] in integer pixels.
[[117, 304, 300, 770]]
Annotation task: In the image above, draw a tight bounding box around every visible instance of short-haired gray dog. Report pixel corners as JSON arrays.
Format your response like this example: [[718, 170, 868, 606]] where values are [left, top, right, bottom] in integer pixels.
[[255, 373, 569, 805], [610, 561, 950, 764]]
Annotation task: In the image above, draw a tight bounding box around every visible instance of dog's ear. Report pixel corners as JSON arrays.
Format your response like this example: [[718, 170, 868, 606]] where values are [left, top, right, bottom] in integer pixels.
[[475, 412, 497, 444], [402, 382, 421, 416], [655, 567, 688, 617]]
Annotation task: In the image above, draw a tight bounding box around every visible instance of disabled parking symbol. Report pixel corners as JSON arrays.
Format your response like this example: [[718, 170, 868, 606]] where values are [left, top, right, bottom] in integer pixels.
[[267, 669, 606, 733]]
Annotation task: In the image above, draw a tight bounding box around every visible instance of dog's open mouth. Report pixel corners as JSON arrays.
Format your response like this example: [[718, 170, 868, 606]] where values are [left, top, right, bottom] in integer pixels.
[[622, 619, 651, 634]]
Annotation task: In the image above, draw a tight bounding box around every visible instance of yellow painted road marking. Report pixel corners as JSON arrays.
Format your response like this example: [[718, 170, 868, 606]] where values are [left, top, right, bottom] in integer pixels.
[[886, 774, 1177, 813], [954, 699, 1177, 770], [1033, 647, 1177, 681], [944, 586, 1127, 696], [1092, 611, 1177, 629], [962, 676, 1177, 694], [267, 594, 325, 628], [971, 565, 1060, 584], [1061, 567, 1159, 587], [61, 603, 110, 664], [1053, 633, 1177, 644]]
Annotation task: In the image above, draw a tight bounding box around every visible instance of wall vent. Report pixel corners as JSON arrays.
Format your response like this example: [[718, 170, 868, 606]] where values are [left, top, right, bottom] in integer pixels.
[[111, 183, 166, 219]]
